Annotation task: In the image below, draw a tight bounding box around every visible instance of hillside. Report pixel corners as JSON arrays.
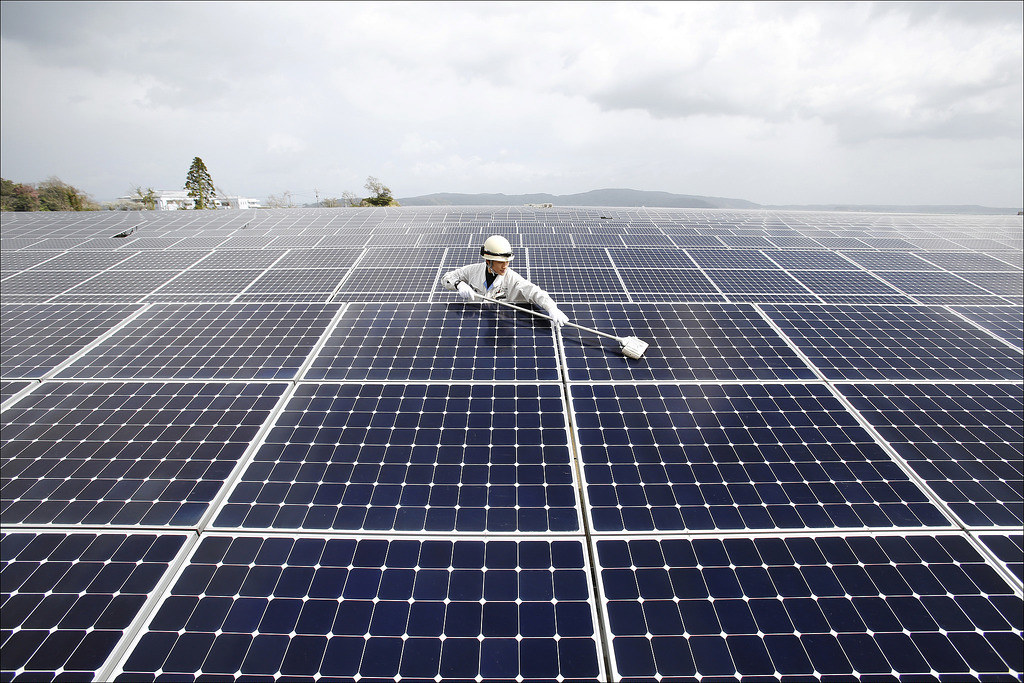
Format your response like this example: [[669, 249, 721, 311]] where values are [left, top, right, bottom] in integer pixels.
[[397, 188, 1020, 214]]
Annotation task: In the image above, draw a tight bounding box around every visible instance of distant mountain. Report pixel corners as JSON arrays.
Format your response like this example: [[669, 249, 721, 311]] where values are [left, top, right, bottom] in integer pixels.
[[396, 188, 1020, 214], [397, 188, 759, 209]]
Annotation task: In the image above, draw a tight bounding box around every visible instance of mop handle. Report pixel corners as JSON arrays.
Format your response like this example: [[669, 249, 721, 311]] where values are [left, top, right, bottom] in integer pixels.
[[482, 296, 622, 342]]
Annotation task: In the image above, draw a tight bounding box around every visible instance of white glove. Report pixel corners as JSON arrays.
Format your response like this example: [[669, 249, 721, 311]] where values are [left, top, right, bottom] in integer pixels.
[[457, 282, 480, 302], [547, 306, 569, 328]]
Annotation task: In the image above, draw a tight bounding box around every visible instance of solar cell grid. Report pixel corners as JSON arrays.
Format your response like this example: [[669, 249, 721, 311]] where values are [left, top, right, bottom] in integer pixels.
[[876, 270, 997, 297], [606, 249, 697, 270], [333, 268, 439, 299], [685, 250, 780, 270], [596, 533, 1022, 682], [787, 270, 904, 295], [356, 247, 447, 268], [952, 306, 1023, 348], [114, 535, 602, 682], [763, 303, 1024, 381], [766, 236, 823, 249], [1, 302, 142, 378], [571, 382, 946, 532], [525, 247, 613, 268], [704, 269, 816, 295], [0, 270, 103, 297], [919, 252, 1020, 271], [530, 267, 628, 296], [838, 382, 1023, 527], [273, 247, 363, 269], [1, 381, 287, 526], [214, 383, 578, 533], [109, 251, 210, 270], [0, 251, 59, 271], [191, 249, 285, 270], [305, 302, 559, 381], [764, 250, 860, 270], [716, 235, 777, 248], [979, 534, 1023, 584], [956, 271, 1024, 296], [836, 250, 939, 271], [616, 269, 723, 302], [53, 270, 180, 300], [562, 303, 817, 382], [1, 531, 189, 682], [54, 302, 341, 380], [668, 235, 724, 248], [240, 268, 349, 294], [300, 231, 366, 246], [143, 269, 265, 298]]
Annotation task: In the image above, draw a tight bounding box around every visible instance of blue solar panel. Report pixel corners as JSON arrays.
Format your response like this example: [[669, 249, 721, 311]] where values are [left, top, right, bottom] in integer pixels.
[[838, 382, 1023, 527], [562, 303, 817, 382], [1, 303, 144, 378], [305, 302, 559, 381], [2, 207, 1022, 683], [1, 531, 188, 682], [54, 303, 341, 380], [952, 306, 1024, 348], [762, 304, 1024, 381], [596, 533, 1022, 681], [704, 269, 816, 295], [979, 534, 1024, 583], [572, 383, 947, 532], [113, 536, 603, 681], [1, 381, 288, 526], [214, 383, 579, 533]]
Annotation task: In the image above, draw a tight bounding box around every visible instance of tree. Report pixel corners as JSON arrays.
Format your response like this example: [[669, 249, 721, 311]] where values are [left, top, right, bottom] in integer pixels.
[[184, 157, 217, 209], [265, 190, 294, 209], [1, 178, 40, 211], [37, 177, 97, 211], [361, 176, 399, 206], [130, 185, 157, 210]]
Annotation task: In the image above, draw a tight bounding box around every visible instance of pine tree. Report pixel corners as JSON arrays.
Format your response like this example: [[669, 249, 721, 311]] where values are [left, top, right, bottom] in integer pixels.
[[184, 157, 217, 209]]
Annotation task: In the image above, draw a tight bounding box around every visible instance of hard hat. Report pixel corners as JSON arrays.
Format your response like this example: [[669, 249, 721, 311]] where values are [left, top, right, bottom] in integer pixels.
[[481, 235, 514, 262]]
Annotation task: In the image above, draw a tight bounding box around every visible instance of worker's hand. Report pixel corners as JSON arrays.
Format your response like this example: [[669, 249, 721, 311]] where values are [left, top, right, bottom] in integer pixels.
[[457, 282, 480, 302], [547, 306, 569, 328]]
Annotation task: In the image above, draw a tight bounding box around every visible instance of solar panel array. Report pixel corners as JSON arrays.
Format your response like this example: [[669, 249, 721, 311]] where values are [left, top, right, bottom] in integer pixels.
[[2, 205, 1021, 682]]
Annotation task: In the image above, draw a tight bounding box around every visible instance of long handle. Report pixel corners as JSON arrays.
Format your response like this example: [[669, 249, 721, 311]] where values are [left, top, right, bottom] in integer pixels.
[[482, 296, 622, 342]]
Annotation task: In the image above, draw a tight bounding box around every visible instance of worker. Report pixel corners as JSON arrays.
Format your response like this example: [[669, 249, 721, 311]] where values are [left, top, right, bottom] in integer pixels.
[[441, 235, 570, 327]]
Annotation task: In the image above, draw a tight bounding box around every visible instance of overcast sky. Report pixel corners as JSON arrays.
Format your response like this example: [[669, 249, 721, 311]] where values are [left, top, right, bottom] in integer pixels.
[[2, 1, 1021, 206]]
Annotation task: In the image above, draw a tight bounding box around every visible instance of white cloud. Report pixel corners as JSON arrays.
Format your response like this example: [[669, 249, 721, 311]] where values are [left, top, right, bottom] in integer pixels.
[[1, 1, 1020, 205]]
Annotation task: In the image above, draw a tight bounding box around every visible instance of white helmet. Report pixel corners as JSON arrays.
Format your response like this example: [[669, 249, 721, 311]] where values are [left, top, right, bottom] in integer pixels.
[[481, 235, 514, 262]]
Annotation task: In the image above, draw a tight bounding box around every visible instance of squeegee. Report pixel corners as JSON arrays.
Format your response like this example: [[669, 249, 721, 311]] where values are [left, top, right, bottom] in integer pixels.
[[483, 296, 649, 360]]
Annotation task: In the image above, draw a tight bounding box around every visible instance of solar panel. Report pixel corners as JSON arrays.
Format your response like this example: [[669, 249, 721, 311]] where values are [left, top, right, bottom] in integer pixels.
[[572, 382, 947, 532], [787, 270, 905, 295], [704, 269, 817, 295], [562, 303, 817, 382], [305, 302, 559, 382], [1, 303, 143, 378], [686, 250, 781, 270], [2, 206, 1022, 683], [952, 305, 1024, 348], [54, 303, 341, 380], [838, 382, 1023, 527], [596, 533, 1022, 681], [214, 382, 579, 533], [979, 533, 1024, 583], [1, 381, 288, 526], [113, 535, 603, 681], [762, 303, 1024, 381], [1, 531, 189, 682]]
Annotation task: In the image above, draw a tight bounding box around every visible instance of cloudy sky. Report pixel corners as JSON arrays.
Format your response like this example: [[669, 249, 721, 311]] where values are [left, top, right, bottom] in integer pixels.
[[2, 1, 1021, 206]]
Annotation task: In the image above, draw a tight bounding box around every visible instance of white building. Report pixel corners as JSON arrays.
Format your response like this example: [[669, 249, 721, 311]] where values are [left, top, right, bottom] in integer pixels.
[[118, 190, 262, 210]]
